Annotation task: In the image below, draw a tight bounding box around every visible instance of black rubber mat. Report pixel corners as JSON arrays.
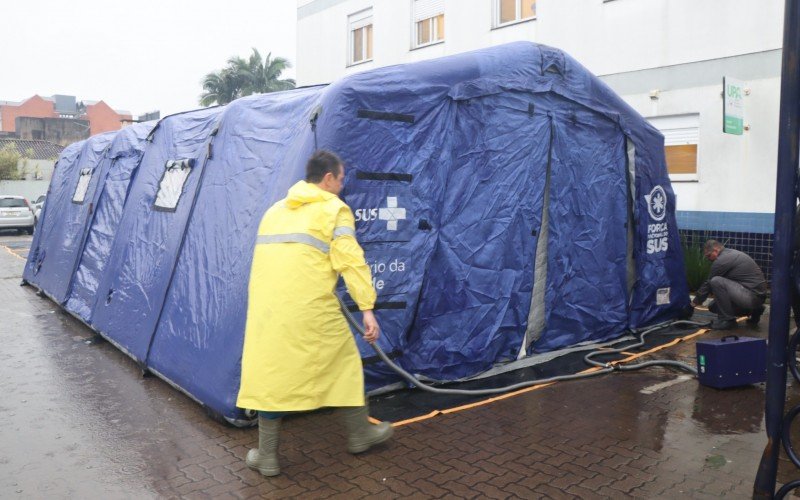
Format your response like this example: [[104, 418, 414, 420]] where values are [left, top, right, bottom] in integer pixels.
[[369, 311, 714, 423]]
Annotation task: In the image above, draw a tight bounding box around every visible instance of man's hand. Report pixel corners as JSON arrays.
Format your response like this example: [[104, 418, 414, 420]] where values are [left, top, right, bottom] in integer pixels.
[[361, 310, 380, 343]]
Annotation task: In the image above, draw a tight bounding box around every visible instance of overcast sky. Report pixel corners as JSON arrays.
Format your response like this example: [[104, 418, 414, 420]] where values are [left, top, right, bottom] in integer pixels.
[[0, 0, 297, 117]]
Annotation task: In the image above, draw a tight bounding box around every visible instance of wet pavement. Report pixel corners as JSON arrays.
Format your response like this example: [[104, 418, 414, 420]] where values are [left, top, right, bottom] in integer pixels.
[[2, 229, 800, 498]]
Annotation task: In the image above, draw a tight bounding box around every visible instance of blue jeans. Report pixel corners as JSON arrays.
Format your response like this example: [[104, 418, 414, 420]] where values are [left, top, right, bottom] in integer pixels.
[[259, 411, 288, 420]]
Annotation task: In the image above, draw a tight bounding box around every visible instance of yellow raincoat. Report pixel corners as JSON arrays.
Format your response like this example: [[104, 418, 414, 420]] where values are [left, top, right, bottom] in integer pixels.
[[237, 181, 376, 412]]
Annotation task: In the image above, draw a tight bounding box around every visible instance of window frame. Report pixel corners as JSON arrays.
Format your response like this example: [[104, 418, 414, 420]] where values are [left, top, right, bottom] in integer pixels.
[[347, 8, 374, 67], [648, 114, 700, 182], [153, 158, 195, 212], [71, 168, 93, 204], [493, 0, 537, 29], [411, 0, 445, 50]]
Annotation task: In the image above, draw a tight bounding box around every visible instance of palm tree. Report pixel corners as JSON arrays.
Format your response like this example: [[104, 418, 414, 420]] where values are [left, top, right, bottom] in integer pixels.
[[199, 70, 240, 107], [199, 49, 295, 106], [244, 49, 296, 94]]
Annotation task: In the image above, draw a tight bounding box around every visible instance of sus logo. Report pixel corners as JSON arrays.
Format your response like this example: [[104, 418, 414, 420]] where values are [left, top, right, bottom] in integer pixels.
[[644, 185, 667, 222], [378, 197, 406, 231], [354, 196, 407, 231]]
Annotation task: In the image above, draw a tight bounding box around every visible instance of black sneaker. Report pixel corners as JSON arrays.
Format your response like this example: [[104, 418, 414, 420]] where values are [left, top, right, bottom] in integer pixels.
[[747, 305, 765, 326], [711, 318, 737, 330]]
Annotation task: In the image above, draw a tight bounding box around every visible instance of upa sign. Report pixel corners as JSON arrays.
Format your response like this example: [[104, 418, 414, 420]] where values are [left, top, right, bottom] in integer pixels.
[[723, 77, 744, 135]]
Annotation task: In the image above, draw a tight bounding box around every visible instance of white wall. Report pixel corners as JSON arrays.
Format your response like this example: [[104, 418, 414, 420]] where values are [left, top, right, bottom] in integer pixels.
[[623, 77, 780, 214], [297, 0, 783, 84], [297, 0, 448, 85], [296, 0, 785, 217]]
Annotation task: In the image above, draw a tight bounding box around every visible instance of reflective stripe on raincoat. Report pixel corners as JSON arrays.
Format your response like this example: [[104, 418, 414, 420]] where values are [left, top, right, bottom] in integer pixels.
[[236, 180, 376, 411]]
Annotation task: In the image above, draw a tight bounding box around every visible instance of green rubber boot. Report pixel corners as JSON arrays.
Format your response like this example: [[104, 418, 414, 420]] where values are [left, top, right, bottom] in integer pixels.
[[340, 405, 393, 454], [245, 416, 281, 477]]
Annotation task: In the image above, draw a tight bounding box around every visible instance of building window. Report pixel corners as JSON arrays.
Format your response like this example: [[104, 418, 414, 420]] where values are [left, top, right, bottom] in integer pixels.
[[648, 114, 699, 181], [413, 0, 444, 48], [348, 8, 373, 66], [494, 0, 536, 27]]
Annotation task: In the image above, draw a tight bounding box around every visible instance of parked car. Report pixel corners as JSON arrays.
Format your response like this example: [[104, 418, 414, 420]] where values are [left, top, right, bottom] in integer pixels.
[[0, 195, 36, 234], [32, 194, 46, 221]]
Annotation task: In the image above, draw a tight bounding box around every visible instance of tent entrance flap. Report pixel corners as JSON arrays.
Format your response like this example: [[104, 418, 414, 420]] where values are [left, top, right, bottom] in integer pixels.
[[522, 119, 554, 356], [406, 91, 549, 382], [625, 137, 637, 302], [532, 113, 629, 351]]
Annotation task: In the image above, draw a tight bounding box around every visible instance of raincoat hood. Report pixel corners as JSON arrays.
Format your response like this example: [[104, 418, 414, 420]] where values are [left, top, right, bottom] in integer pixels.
[[285, 181, 336, 209]]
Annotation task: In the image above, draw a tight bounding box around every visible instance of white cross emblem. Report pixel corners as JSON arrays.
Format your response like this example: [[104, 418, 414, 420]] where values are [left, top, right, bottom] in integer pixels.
[[378, 196, 406, 231], [644, 185, 667, 222]]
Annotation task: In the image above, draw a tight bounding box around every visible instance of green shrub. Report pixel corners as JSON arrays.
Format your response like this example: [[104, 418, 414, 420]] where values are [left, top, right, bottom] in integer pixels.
[[683, 239, 712, 292], [0, 144, 22, 181]]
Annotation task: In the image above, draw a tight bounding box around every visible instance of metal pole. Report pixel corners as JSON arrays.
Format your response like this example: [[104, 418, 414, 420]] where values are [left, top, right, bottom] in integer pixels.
[[754, 0, 800, 497]]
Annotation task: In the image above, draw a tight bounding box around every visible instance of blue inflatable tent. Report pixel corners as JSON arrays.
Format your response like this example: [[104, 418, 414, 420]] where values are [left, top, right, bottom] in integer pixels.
[[23, 132, 116, 302], [24, 139, 85, 283], [64, 121, 156, 322], [24, 42, 689, 424]]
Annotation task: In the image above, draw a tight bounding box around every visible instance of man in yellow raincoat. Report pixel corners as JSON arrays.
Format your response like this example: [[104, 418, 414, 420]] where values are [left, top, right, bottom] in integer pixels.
[[237, 150, 393, 477]]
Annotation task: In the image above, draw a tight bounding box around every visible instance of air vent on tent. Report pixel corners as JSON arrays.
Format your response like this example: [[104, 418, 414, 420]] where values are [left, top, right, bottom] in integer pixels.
[[540, 46, 566, 77], [357, 109, 415, 124], [356, 171, 413, 182]]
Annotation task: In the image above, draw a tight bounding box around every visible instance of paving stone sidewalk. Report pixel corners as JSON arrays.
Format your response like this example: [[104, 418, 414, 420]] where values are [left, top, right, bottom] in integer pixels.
[[1, 232, 799, 499]]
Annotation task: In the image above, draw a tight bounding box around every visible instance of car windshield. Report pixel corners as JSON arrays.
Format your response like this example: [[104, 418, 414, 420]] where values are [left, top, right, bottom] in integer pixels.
[[0, 198, 26, 208], [35, 195, 45, 204]]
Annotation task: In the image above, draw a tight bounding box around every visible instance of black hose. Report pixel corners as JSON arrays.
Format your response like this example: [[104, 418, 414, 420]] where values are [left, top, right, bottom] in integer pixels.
[[339, 297, 708, 396], [583, 320, 704, 375]]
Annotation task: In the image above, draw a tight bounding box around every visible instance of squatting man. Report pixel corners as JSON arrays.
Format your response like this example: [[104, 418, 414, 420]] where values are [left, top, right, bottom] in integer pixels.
[[236, 150, 393, 477], [692, 239, 767, 330]]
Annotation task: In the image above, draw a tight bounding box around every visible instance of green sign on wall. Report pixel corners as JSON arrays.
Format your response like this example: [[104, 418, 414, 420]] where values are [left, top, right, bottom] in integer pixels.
[[723, 77, 744, 135]]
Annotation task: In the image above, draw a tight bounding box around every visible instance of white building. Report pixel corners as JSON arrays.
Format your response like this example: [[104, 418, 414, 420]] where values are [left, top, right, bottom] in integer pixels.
[[297, 0, 784, 268]]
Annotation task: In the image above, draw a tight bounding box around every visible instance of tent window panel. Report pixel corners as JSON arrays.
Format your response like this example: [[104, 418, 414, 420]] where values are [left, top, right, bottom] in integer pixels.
[[348, 8, 373, 65], [665, 144, 697, 175], [154, 159, 194, 212], [72, 168, 92, 204]]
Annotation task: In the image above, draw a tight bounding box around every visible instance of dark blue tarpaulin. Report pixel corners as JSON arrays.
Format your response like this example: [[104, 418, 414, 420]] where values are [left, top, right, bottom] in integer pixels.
[[64, 121, 156, 322], [90, 107, 223, 362], [25, 42, 689, 423], [23, 140, 85, 283], [24, 133, 116, 302]]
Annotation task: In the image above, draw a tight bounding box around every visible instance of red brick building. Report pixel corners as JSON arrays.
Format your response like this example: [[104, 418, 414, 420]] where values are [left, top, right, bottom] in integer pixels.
[[0, 94, 132, 136], [81, 100, 132, 135], [0, 95, 55, 133]]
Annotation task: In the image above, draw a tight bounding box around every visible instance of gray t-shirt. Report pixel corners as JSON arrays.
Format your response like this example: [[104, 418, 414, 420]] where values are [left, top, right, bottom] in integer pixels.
[[695, 247, 767, 303]]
